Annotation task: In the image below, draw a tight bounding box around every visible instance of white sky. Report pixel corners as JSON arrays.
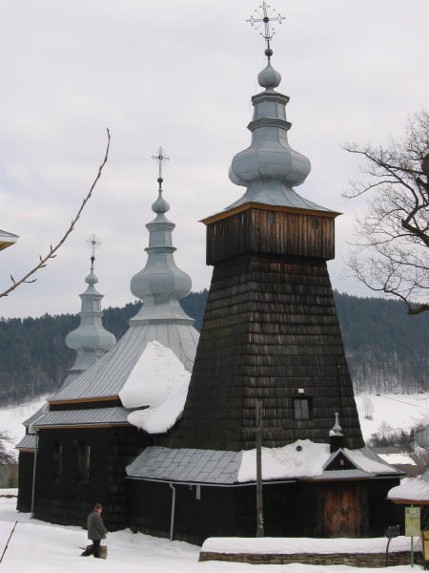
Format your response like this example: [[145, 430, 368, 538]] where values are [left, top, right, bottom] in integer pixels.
[[1, 0, 428, 319]]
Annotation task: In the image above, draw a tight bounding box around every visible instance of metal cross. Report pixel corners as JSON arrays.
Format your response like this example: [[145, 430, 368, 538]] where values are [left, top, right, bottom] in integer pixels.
[[151, 146, 170, 187], [247, 1, 285, 52], [86, 234, 101, 270]]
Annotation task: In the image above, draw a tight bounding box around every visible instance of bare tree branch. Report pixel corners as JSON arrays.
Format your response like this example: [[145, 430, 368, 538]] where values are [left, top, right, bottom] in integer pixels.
[[0, 128, 111, 299], [343, 110, 429, 314]]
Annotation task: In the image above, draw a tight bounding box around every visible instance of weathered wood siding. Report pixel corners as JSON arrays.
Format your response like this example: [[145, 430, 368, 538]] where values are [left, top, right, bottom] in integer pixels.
[[129, 478, 401, 545], [17, 451, 34, 512], [167, 253, 364, 451], [33, 426, 148, 530], [206, 208, 336, 265]]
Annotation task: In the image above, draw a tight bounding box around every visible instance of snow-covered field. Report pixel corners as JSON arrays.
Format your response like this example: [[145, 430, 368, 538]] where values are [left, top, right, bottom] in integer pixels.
[[0, 493, 423, 572], [354, 393, 429, 442], [1, 392, 428, 459]]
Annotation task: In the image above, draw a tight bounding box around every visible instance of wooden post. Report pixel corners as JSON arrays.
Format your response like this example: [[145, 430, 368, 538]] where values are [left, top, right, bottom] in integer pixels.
[[256, 400, 264, 537]]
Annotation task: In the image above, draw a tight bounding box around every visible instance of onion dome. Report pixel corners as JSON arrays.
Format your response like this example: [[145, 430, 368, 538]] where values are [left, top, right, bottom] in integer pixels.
[[225, 9, 332, 213], [65, 250, 116, 373], [130, 148, 193, 323], [227, 53, 313, 208]]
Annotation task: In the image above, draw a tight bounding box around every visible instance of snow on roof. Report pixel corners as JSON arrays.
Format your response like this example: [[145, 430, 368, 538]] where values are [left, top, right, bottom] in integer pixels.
[[128, 440, 400, 485], [388, 474, 429, 503], [238, 440, 329, 481], [50, 322, 198, 403], [120, 341, 191, 434], [238, 443, 399, 483], [344, 447, 400, 475], [378, 453, 417, 466]]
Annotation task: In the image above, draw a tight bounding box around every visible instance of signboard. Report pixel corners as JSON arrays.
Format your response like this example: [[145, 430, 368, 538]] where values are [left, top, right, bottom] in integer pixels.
[[405, 506, 421, 537]]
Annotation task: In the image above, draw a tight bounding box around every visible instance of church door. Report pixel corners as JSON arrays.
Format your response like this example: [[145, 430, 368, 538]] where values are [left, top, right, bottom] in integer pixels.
[[323, 484, 362, 537]]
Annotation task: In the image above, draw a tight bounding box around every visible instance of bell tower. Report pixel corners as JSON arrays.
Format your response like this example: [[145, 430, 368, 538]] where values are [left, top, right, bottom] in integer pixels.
[[169, 2, 364, 451]]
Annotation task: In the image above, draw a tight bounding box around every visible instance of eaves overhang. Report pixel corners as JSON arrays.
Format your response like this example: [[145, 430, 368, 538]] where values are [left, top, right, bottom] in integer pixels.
[[201, 202, 340, 226]]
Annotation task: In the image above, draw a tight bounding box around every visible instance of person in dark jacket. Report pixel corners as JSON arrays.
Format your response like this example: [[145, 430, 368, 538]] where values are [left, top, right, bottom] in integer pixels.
[[81, 503, 108, 557]]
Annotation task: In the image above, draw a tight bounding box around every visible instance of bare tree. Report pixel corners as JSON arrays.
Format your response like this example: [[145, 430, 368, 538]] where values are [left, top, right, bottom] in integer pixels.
[[0, 128, 110, 298], [343, 110, 429, 314], [0, 432, 15, 464]]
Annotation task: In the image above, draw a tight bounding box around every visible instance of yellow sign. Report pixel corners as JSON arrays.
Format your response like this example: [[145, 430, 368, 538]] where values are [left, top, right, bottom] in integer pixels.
[[405, 506, 421, 537]]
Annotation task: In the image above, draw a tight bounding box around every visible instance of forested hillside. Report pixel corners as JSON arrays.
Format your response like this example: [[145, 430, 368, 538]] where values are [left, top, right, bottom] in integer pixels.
[[0, 290, 428, 406]]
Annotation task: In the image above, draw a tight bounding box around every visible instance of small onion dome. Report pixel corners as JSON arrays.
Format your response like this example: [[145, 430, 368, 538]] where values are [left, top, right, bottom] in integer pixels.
[[258, 61, 281, 90], [152, 185, 170, 215]]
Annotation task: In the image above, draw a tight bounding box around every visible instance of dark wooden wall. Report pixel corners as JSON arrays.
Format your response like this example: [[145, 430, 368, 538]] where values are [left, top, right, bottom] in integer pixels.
[[32, 426, 148, 530], [206, 208, 336, 265], [167, 252, 364, 451], [17, 451, 34, 512], [128, 477, 402, 545]]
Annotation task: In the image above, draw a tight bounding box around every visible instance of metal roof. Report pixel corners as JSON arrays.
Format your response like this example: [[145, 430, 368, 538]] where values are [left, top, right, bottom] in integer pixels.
[[127, 444, 401, 487], [32, 407, 131, 428], [50, 320, 198, 403], [15, 434, 37, 450], [305, 469, 375, 482], [46, 178, 199, 406], [126, 447, 242, 485]]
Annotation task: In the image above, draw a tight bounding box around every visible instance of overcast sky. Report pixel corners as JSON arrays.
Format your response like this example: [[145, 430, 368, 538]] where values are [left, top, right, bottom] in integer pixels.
[[1, 0, 428, 319]]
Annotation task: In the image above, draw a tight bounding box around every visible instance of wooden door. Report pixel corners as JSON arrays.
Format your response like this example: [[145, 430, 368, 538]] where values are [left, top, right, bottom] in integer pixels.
[[324, 484, 362, 537]]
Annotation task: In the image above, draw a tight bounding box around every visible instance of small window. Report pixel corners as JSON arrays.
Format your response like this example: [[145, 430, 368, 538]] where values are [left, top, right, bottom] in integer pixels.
[[52, 440, 63, 479], [76, 440, 91, 481], [293, 397, 311, 420]]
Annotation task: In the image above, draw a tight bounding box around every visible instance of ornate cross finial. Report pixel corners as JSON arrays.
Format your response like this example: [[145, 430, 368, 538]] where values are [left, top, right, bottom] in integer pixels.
[[151, 146, 170, 190], [247, 1, 285, 57], [86, 234, 101, 271]]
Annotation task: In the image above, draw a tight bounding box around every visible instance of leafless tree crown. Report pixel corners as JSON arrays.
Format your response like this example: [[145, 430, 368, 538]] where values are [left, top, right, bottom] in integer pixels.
[[343, 110, 429, 314]]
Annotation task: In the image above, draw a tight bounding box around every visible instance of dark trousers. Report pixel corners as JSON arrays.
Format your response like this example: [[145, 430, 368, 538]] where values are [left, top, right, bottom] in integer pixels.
[[92, 539, 101, 557], [81, 539, 101, 557]]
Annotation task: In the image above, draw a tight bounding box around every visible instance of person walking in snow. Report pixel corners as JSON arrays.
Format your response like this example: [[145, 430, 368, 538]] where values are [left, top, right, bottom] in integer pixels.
[[81, 502, 108, 558]]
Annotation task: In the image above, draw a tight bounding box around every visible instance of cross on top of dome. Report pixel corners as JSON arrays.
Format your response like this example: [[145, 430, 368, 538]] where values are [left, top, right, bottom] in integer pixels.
[[151, 146, 170, 191], [247, 1, 285, 59]]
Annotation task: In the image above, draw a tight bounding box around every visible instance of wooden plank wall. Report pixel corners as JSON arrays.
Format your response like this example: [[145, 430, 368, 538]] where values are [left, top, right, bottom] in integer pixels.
[[32, 426, 148, 530], [206, 209, 336, 265]]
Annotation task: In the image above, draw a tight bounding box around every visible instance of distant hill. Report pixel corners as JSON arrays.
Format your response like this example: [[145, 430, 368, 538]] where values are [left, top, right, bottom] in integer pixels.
[[0, 290, 428, 407]]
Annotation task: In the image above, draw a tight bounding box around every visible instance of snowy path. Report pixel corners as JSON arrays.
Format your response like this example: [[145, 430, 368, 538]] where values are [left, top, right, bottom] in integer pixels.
[[0, 496, 423, 572]]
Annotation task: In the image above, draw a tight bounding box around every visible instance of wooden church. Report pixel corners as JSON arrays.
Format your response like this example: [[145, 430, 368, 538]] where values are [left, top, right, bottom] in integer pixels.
[[123, 7, 403, 542], [17, 4, 402, 543]]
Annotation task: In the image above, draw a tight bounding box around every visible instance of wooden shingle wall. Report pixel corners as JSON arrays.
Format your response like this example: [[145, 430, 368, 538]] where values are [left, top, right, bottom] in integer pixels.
[[169, 252, 364, 451]]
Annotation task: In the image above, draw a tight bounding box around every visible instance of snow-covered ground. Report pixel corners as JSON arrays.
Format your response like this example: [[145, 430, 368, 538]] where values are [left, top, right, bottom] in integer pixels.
[[1, 392, 428, 459], [354, 393, 429, 442], [0, 494, 423, 572]]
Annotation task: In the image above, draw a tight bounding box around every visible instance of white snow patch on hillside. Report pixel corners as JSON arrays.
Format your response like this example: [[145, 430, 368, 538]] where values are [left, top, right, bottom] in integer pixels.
[[354, 393, 429, 441], [0, 396, 49, 458]]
